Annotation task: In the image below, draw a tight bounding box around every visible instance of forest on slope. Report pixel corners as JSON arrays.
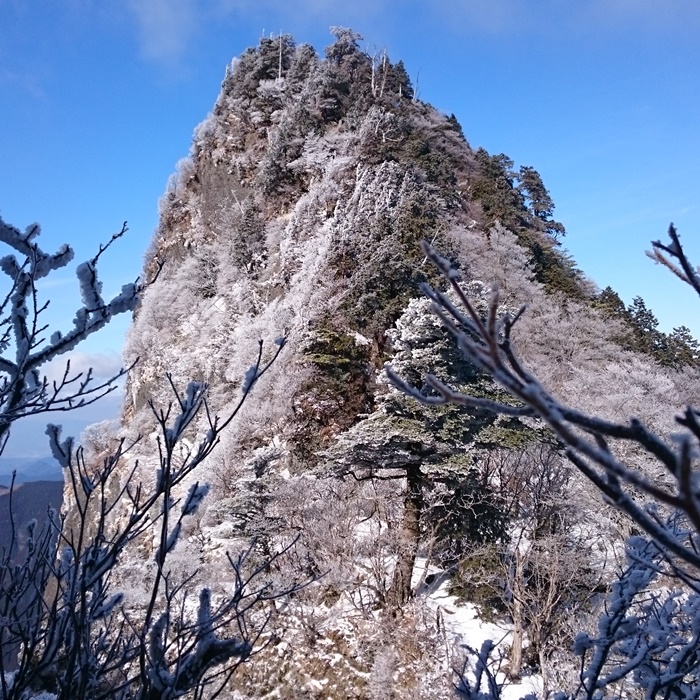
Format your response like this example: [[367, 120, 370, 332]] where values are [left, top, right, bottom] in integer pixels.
[[110, 29, 700, 698], [3, 28, 700, 700]]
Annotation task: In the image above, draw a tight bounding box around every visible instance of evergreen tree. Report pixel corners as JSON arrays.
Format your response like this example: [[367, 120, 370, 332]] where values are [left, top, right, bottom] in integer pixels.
[[372, 56, 413, 101], [226, 34, 296, 100], [410, 229, 700, 700], [446, 113, 466, 140], [593, 285, 627, 318], [325, 27, 364, 65], [517, 165, 566, 240], [320, 27, 373, 118], [667, 324, 700, 368], [286, 43, 318, 91], [517, 165, 554, 221], [390, 59, 413, 99], [472, 149, 526, 230], [625, 295, 667, 358], [593, 288, 700, 369]]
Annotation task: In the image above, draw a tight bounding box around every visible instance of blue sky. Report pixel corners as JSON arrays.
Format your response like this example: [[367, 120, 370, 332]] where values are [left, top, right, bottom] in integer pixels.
[[1, 1, 700, 455]]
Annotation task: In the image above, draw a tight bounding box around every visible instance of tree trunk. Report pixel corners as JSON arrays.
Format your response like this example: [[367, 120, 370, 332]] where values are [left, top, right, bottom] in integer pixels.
[[509, 548, 525, 680], [388, 464, 423, 609], [539, 647, 550, 699]]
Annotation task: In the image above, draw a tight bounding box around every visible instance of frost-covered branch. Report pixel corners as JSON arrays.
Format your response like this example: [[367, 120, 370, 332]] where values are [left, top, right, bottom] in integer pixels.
[[1, 344, 300, 700], [450, 534, 700, 700], [389, 228, 700, 698], [0, 216, 141, 443], [647, 223, 700, 299], [569, 534, 700, 700], [0, 213, 296, 698], [454, 640, 509, 700]]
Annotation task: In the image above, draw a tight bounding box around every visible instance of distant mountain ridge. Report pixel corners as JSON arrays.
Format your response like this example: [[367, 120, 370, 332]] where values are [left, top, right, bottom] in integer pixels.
[[0, 456, 62, 485], [0, 480, 64, 554]]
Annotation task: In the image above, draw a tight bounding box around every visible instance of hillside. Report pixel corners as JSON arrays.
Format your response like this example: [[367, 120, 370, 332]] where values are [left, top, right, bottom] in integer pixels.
[[98, 30, 700, 698], [0, 480, 63, 557], [0, 457, 62, 485]]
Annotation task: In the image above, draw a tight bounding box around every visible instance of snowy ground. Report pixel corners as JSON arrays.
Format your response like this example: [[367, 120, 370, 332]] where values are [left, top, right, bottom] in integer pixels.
[[414, 558, 542, 700]]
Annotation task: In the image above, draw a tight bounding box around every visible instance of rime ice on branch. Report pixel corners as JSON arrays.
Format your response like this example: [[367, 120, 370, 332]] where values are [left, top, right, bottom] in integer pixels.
[[0, 217, 141, 445], [389, 232, 700, 576], [0, 214, 295, 699]]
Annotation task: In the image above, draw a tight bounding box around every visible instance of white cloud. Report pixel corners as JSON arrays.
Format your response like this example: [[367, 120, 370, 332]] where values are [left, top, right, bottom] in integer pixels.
[[126, 0, 199, 63], [122, 0, 700, 69], [585, 0, 700, 31], [0, 66, 47, 100], [124, 0, 391, 63], [43, 351, 125, 387], [437, 0, 528, 33], [212, 0, 374, 17]]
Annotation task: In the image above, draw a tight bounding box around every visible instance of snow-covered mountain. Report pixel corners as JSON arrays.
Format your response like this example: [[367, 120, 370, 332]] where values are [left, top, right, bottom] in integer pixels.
[[103, 29, 699, 698]]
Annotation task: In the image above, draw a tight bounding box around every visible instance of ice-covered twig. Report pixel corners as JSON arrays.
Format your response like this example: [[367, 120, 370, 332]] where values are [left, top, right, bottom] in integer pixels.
[[647, 223, 700, 299], [390, 230, 700, 698], [0, 215, 142, 445]]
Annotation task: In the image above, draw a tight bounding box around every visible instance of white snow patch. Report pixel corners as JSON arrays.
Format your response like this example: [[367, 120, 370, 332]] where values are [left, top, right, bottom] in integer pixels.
[[413, 558, 543, 700], [350, 331, 371, 346]]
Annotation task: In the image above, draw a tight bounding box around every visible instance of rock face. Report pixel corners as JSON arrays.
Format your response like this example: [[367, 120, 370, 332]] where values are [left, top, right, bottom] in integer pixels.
[[123, 30, 525, 481], [111, 30, 695, 698]]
